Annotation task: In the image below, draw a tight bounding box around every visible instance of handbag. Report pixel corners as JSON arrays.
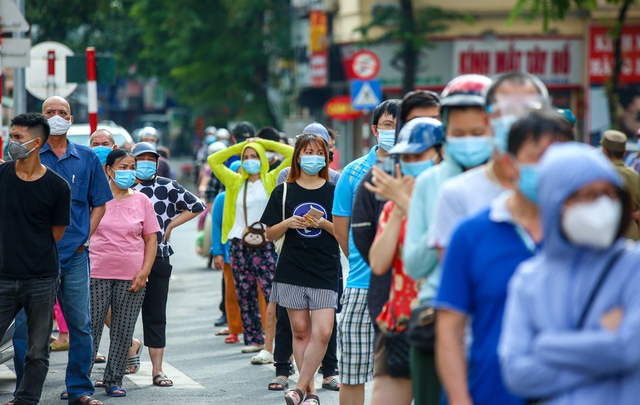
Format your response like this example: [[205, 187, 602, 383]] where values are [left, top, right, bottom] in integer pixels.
[[527, 248, 625, 405], [408, 303, 437, 353], [241, 180, 268, 249], [274, 183, 287, 255], [385, 331, 411, 378]]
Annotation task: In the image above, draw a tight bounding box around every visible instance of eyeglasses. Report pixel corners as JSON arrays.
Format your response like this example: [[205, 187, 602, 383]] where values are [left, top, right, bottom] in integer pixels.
[[376, 123, 396, 130]]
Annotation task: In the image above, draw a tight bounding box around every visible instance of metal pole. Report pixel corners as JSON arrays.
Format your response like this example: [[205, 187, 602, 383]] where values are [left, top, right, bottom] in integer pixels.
[[86, 47, 98, 133], [13, 0, 26, 115], [47, 50, 55, 97]]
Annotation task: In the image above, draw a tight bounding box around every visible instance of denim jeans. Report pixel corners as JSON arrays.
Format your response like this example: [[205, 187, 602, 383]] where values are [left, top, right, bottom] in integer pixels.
[[14, 250, 95, 403], [0, 276, 58, 405], [12, 309, 27, 395]]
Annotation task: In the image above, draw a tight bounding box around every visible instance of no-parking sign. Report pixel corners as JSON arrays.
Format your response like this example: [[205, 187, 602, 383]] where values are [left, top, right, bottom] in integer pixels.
[[349, 50, 380, 80]]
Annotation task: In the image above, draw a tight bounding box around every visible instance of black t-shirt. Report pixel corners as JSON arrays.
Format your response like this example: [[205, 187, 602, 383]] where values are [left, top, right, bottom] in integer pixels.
[[0, 161, 71, 279], [352, 168, 392, 323], [261, 181, 340, 292]]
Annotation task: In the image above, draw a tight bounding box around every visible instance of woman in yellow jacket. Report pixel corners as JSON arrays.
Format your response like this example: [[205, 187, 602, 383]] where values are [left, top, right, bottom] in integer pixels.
[[208, 138, 293, 356]]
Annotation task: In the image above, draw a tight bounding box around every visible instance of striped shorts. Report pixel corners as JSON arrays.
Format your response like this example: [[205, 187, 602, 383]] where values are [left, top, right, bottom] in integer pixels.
[[270, 282, 338, 310], [338, 287, 375, 385]]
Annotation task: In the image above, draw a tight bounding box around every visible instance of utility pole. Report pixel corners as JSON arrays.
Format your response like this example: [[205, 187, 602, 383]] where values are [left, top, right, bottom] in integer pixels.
[[13, 0, 26, 115]]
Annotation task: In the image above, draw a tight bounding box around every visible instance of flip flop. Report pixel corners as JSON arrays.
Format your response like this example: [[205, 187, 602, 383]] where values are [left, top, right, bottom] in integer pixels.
[[268, 376, 288, 391], [105, 386, 127, 397], [94, 380, 105, 388], [51, 341, 69, 351], [284, 388, 304, 405], [321, 376, 341, 391], [224, 334, 239, 344], [69, 396, 101, 405], [59, 390, 68, 400], [215, 329, 230, 336], [153, 373, 173, 387], [95, 353, 106, 363], [301, 394, 320, 405], [125, 339, 143, 374]]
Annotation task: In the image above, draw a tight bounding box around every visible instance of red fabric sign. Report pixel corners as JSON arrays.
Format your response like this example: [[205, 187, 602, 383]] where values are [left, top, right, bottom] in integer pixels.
[[589, 25, 640, 84]]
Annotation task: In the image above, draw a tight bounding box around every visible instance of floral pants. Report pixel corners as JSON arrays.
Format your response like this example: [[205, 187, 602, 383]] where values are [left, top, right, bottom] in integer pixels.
[[229, 238, 277, 346]]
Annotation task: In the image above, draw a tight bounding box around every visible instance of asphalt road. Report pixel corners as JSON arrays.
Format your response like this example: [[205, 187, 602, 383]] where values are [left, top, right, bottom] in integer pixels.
[[0, 200, 372, 404]]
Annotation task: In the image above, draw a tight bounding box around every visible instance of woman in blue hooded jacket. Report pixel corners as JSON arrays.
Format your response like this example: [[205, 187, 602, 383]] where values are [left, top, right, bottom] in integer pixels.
[[499, 142, 640, 404]]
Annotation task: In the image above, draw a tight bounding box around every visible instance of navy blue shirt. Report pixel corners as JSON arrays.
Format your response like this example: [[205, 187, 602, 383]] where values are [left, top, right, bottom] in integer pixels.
[[435, 192, 531, 405], [40, 140, 113, 267]]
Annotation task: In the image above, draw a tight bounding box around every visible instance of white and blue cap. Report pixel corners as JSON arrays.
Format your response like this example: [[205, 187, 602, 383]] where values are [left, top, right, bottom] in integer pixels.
[[303, 122, 330, 146], [389, 117, 444, 155]]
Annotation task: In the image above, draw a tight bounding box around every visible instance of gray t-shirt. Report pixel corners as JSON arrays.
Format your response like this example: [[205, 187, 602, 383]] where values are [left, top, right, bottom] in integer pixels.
[[276, 166, 341, 185]]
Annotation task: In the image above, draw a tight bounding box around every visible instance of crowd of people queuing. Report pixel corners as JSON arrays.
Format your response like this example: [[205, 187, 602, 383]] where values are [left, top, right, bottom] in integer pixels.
[[3, 68, 640, 405]]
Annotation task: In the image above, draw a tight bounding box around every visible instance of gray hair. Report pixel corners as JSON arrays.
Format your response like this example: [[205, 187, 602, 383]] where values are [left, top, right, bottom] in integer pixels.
[[89, 129, 115, 146]]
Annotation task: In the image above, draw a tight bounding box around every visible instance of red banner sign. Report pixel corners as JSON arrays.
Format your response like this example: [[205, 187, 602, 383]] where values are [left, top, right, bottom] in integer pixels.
[[325, 96, 362, 121], [309, 10, 328, 88], [589, 25, 640, 84]]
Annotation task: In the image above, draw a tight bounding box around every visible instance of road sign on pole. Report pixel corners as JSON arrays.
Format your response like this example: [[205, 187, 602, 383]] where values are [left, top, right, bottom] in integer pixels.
[[350, 79, 382, 110], [0, 0, 29, 33], [26, 41, 77, 100], [349, 50, 380, 80], [1, 38, 30, 68]]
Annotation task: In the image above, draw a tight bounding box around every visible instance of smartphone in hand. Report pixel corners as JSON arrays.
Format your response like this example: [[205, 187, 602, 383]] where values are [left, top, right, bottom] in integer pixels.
[[306, 207, 324, 220]]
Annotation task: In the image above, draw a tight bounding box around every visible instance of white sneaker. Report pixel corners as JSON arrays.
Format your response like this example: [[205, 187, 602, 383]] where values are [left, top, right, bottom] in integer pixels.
[[250, 349, 274, 364]]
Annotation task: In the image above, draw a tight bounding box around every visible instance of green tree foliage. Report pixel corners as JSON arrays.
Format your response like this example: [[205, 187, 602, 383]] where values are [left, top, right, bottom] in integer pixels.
[[510, 0, 636, 129], [131, 0, 291, 124], [356, 0, 470, 94]]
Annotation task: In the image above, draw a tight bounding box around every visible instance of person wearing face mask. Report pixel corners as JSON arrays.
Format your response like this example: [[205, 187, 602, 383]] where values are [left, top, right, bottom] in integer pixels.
[[0, 113, 71, 405], [401, 75, 492, 405], [129, 141, 205, 387], [137, 126, 172, 179], [28, 96, 113, 405], [261, 134, 340, 405], [351, 91, 440, 351], [435, 110, 574, 405], [87, 149, 159, 398], [362, 118, 443, 405], [89, 129, 117, 167], [208, 136, 293, 361], [498, 142, 640, 405]]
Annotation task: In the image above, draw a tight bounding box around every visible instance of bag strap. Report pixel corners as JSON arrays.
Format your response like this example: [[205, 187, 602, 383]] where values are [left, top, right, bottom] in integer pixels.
[[576, 248, 625, 329], [243, 180, 249, 227], [282, 183, 288, 222]]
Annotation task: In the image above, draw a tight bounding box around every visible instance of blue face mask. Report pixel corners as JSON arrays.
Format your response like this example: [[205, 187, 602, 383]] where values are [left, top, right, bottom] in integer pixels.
[[242, 159, 262, 175], [300, 155, 326, 175], [92, 146, 112, 165], [491, 115, 519, 153], [445, 136, 494, 168], [112, 169, 136, 189], [518, 163, 539, 203], [377, 129, 396, 152], [400, 159, 434, 178], [136, 160, 157, 180], [205, 135, 216, 145]]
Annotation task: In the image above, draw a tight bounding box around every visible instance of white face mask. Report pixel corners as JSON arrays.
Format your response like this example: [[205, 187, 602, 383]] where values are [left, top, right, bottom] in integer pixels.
[[265, 151, 276, 162], [562, 195, 622, 250], [48, 115, 73, 135]]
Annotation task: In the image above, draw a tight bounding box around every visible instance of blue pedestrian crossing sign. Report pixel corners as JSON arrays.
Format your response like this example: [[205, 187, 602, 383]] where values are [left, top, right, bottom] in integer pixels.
[[350, 79, 382, 110]]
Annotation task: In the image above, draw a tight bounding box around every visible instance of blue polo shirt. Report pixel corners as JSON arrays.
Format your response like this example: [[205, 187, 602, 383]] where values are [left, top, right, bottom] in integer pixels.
[[435, 192, 531, 405], [40, 140, 113, 267], [332, 146, 379, 289]]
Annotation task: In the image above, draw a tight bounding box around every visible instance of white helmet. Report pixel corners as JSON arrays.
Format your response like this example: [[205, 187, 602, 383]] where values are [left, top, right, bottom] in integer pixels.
[[138, 126, 158, 141], [205, 126, 217, 135], [215, 128, 231, 140], [208, 141, 227, 155]]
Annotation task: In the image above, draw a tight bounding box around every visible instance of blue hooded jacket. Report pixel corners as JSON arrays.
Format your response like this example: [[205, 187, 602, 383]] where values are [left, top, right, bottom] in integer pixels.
[[498, 142, 640, 404]]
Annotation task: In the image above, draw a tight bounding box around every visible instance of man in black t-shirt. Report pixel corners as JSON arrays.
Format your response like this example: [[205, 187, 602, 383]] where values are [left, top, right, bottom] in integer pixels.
[[0, 113, 71, 405]]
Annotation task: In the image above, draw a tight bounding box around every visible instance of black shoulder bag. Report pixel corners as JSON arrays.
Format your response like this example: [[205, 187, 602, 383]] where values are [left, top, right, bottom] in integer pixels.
[[527, 248, 625, 405]]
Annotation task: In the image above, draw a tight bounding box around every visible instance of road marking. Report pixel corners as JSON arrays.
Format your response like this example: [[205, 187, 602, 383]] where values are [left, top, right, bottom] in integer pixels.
[[0, 365, 16, 394], [125, 361, 204, 389]]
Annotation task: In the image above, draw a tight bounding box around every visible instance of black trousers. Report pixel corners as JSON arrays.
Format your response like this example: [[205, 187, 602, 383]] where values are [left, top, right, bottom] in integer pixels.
[[274, 304, 338, 378], [142, 256, 172, 348]]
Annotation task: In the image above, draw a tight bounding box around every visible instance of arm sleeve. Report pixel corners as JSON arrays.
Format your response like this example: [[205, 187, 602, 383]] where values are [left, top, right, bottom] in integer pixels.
[[210, 194, 226, 257], [260, 184, 283, 227], [172, 180, 206, 214], [533, 264, 640, 375], [404, 175, 440, 280], [87, 151, 113, 207], [498, 268, 597, 398], [332, 166, 353, 217], [428, 186, 465, 249], [208, 142, 245, 187], [352, 170, 379, 266], [257, 139, 294, 159], [53, 181, 72, 227], [433, 221, 474, 315], [142, 196, 162, 234]]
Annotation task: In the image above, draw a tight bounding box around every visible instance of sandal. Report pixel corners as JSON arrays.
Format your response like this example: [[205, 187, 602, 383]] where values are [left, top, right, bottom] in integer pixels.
[[94, 380, 105, 388], [95, 353, 106, 363], [321, 376, 340, 391], [301, 394, 320, 405], [105, 386, 127, 397], [215, 328, 230, 336], [125, 339, 143, 374], [153, 373, 173, 387], [69, 396, 102, 405], [224, 334, 239, 344], [284, 388, 304, 405], [251, 349, 274, 364], [268, 376, 289, 391], [60, 390, 68, 400]]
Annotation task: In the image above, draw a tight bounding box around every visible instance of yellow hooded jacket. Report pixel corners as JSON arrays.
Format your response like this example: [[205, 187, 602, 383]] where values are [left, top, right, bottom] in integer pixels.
[[207, 139, 294, 243]]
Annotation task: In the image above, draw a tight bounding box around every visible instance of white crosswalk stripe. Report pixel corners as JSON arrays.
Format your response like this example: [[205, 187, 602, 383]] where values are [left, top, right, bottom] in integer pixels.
[[124, 361, 204, 389]]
